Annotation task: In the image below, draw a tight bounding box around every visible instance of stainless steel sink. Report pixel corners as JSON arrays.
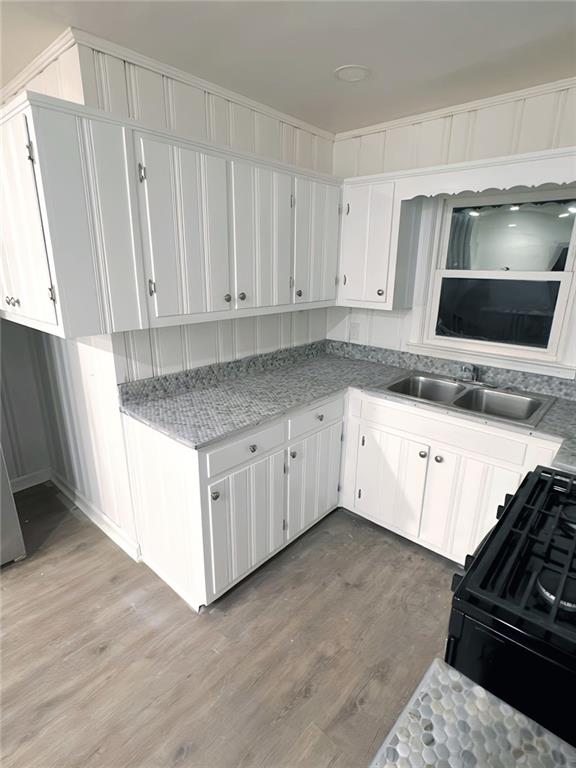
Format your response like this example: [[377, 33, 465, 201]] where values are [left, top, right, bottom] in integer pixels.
[[387, 375, 466, 403], [382, 371, 555, 427], [453, 388, 543, 422]]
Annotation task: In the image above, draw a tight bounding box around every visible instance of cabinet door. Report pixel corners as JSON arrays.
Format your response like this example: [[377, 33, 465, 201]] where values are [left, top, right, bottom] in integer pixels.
[[339, 184, 370, 302], [418, 446, 461, 553], [231, 161, 292, 309], [355, 424, 429, 538], [206, 450, 285, 596], [339, 182, 394, 305], [0, 112, 56, 325], [136, 134, 231, 322], [293, 178, 340, 304], [287, 422, 342, 541]]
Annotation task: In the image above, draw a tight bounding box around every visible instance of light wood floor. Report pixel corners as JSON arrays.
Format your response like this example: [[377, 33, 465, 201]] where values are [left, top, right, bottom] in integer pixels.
[[2, 483, 455, 768]]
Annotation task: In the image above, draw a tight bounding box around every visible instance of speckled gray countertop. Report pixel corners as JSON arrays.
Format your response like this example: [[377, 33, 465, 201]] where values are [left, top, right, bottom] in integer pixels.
[[120, 354, 576, 471], [370, 658, 576, 767]]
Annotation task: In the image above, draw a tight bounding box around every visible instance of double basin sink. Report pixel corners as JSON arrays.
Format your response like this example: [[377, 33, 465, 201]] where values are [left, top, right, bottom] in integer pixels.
[[381, 373, 554, 428]]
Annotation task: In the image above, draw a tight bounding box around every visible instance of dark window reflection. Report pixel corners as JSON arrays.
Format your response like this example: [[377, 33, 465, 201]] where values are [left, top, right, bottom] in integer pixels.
[[436, 279, 560, 349]]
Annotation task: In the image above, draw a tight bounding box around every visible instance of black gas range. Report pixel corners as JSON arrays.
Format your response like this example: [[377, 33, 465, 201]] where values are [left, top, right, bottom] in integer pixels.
[[446, 465, 576, 746]]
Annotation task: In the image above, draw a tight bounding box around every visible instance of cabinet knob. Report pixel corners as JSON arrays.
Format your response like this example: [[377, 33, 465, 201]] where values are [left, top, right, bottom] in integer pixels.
[[419, 450, 428, 459], [345, 203, 350, 215], [13, 298, 20, 307], [224, 293, 232, 303], [5, 296, 10, 304], [238, 292, 247, 301], [295, 289, 303, 298], [211, 490, 220, 501], [434, 455, 444, 463], [377, 289, 384, 297], [290, 450, 297, 459], [316, 414, 324, 422], [249, 444, 257, 453]]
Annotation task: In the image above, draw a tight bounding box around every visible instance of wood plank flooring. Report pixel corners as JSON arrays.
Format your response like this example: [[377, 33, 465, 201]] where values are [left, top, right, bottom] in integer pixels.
[[2, 483, 455, 768]]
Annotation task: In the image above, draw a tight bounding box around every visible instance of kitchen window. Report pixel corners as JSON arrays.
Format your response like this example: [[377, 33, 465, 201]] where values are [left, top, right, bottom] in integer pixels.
[[425, 191, 576, 361]]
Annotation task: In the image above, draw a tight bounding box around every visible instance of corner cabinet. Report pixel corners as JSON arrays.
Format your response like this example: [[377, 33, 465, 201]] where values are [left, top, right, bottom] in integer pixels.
[[341, 391, 561, 565], [122, 394, 344, 611]]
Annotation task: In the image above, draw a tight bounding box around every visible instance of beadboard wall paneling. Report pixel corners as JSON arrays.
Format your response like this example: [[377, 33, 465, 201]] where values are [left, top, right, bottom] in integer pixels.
[[0, 322, 50, 488], [76, 40, 333, 173], [333, 79, 576, 177], [37, 332, 138, 553], [112, 308, 329, 383]]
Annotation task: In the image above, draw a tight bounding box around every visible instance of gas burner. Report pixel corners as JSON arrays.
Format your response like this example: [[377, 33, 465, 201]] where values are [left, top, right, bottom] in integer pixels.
[[559, 504, 576, 534], [536, 569, 576, 614]]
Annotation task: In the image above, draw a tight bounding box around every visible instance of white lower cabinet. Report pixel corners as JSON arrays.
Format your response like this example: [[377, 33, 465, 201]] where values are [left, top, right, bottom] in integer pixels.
[[206, 450, 285, 596], [345, 392, 560, 565], [287, 421, 342, 541], [123, 394, 344, 610]]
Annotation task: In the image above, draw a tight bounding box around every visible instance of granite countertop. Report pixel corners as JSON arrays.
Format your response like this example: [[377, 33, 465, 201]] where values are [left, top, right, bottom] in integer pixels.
[[120, 354, 576, 471], [370, 658, 576, 767]]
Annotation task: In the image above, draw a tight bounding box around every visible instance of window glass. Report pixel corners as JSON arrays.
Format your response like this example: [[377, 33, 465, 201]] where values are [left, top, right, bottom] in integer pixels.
[[446, 200, 574, 271], [436, 278, 560, 348]]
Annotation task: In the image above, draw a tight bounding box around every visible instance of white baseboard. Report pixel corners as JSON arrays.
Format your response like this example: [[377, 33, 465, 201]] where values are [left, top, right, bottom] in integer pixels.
[[10, 468, 52, 493], [51, 472, 140, 562]]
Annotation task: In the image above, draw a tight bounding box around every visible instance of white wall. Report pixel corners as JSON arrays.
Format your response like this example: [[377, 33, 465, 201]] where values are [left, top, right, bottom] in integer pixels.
[[1, 321, 50, 489], [113, 308, 329, 383], [37, 333, 138, 555], [334, 77, 576, 177]]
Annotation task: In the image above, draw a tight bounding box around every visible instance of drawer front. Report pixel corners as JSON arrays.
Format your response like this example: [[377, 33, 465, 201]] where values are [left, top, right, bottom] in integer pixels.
[[361, 398, 527, 466], [289, 396, 344, 440], [206, 422, 285, 478]]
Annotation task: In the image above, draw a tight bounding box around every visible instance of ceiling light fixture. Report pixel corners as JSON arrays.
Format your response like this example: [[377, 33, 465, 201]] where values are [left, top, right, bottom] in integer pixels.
[[510, 205, 520, 211], [334, 65, 371, 83], [468, 210, 480, 217]]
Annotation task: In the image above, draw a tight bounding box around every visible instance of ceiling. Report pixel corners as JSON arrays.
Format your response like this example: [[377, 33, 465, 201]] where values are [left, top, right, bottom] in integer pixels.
[[2, 1, 575, 133]]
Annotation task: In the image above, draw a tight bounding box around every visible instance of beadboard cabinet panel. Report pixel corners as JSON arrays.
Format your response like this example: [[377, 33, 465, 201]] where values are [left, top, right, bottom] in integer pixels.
[[136, 133, 231, 322], [130, 66, 166, 130], [231, 161, 292, 309], [293, 178, 339, 304]]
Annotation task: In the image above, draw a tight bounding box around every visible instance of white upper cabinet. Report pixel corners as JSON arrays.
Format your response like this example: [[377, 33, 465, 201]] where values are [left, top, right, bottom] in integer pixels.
[[136, 133, 231, 324], [231, 161, 292, 309], [0, 112, 57, 327], [293, 177, 340, 304], [339, 181, 395, 305], [0, 99, 146, 337]]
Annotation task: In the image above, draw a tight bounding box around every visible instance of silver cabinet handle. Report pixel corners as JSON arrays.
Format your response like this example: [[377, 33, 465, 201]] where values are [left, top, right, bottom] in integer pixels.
[[249, 444, 257, 453], [345, 203, 350, 215], [148, 279, 156, 296], [295, 289, 303, 298], [419, 450, 428, 459], [224, 293, 232, 303], [343, 274, 347, 286], [290, 450, 297, 459], [435, 455, 444, 463], [316, 414, 324, 422], [211, 490, 220, 501], [377, 289, 384, 297], [238, 292, 247, 301]]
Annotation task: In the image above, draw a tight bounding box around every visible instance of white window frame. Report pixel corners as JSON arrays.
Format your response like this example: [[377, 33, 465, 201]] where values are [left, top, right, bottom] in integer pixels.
[[423, 188, 576, 364]]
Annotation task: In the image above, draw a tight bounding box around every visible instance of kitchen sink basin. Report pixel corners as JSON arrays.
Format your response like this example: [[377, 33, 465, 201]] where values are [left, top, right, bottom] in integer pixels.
[[453, 388, 543, 421], [387, 375, 466, 403]]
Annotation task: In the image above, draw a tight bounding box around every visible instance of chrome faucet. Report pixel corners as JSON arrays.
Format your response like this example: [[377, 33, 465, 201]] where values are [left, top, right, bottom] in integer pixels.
[[459, 363, 478, 382]]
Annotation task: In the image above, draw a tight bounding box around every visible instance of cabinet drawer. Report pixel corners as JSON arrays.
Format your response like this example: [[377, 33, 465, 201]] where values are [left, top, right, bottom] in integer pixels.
[[206, 422, 285, 478], [289, 396, 344, 440]]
